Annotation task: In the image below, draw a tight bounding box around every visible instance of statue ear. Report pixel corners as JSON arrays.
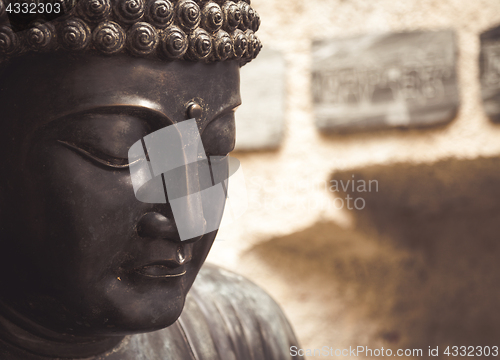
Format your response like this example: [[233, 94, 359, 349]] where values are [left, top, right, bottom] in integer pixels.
[[0, 180, 16, 233], [0, 185, 3, 215], [0, 184, 8, 240], [0, 184, 8, 227]]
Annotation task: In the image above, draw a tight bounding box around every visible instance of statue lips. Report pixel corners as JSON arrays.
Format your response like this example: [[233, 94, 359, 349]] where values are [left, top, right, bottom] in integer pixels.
[[134, 260, 187, 278], [126, 238, 193, 280]]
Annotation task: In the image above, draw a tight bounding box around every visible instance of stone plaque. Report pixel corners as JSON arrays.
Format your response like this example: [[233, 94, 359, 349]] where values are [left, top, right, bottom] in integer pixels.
[[480, 25, 500, 123], [312, 30, 459, 133], [235, 47, 285, 151]]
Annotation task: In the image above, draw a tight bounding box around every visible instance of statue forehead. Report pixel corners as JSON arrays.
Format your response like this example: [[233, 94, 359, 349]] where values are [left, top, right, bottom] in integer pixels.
[[2, 53, 241, 128]]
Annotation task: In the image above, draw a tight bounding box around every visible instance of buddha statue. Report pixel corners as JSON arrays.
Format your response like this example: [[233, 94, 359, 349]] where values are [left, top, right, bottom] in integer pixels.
[[0, 0, 302, 358]]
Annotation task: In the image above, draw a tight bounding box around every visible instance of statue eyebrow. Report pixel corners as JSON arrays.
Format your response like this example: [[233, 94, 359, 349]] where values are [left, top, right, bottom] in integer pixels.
[[219, 98, 242, 114], [202, 102, 241, 131], [68, 105, 174, 130], [218, 102, 242, 116], [54, 101, 241, 136]]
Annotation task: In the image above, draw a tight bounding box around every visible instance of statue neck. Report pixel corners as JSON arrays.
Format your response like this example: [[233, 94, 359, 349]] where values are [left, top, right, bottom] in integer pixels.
[[0, 302, 124, 359]]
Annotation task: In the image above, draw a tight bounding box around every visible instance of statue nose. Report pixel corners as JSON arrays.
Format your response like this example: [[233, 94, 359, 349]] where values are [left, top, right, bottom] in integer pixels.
[[136, 212, 206, 243], [131, 118, 211, 242]]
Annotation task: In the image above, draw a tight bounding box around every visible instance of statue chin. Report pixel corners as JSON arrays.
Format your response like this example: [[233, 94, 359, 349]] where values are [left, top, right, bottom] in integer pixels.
[[0, 286, 187, 337], [2, 276, 188, 336]]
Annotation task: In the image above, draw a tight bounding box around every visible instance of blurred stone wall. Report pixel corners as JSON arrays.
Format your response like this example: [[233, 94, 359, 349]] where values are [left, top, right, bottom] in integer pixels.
[[206, 0, 500, 358]]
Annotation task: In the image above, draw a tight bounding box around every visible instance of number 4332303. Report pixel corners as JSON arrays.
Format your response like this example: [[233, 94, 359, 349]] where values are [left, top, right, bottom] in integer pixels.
[[6, 2, 61, 14], [444, 346, 499, 357]]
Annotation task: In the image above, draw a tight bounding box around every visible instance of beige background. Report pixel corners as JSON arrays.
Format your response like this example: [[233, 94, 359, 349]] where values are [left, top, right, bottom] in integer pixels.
[[206, 0, 500, 358]]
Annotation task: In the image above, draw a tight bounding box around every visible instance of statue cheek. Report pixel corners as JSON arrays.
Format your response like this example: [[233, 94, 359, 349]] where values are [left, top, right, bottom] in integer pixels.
[[23, 142, 140, 249]]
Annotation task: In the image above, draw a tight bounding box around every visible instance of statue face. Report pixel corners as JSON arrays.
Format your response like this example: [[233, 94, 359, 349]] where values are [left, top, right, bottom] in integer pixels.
[[0, 54, 240, 337]]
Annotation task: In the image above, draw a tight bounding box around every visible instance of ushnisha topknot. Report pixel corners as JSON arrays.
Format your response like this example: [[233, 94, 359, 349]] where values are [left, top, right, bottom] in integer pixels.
[[0, 0, 262, 66]]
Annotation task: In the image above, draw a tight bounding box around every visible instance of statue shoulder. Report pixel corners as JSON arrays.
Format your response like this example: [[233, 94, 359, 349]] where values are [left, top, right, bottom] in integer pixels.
[[178, 263, 303, 360], [192, 263, 286, 314]]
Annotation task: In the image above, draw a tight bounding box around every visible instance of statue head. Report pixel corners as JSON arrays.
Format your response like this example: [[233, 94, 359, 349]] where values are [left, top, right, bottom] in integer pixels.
[[0, 0, 261, 356]]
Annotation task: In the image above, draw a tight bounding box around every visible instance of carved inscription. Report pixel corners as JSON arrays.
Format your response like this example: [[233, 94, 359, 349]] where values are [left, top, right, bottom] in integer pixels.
[[312, 30, 459, 132], [480, 25, 500, 122], [313, 66, 450, 106], [481, 42, 500, 90]]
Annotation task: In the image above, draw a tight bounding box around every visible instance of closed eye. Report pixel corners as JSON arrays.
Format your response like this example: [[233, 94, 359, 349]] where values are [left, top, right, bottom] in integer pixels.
[[57, 140, 140, 169]]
